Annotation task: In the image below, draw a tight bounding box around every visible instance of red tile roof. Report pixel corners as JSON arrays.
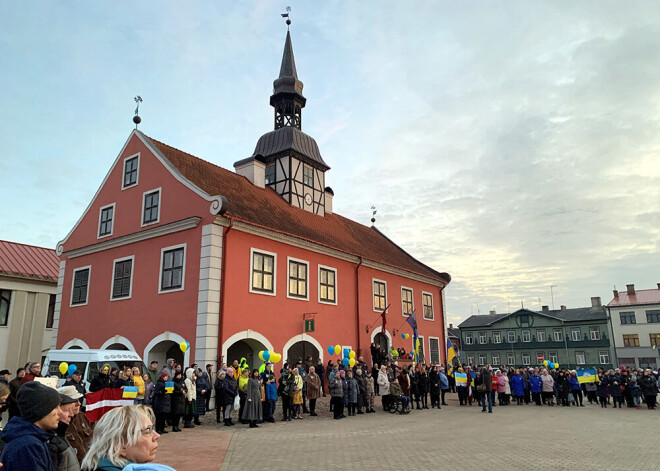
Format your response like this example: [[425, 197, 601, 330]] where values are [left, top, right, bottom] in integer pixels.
[[145, 134, 450, 284], [607, 288, 660, 307], [0, 240, 59, 282]]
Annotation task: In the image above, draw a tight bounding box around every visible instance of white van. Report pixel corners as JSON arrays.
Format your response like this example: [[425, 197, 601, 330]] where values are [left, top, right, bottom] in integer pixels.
[[43, 349, 148, 392]]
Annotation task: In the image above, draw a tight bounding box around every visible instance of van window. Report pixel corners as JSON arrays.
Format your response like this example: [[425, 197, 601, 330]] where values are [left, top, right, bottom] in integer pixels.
[[88, 361, 147, 382], [47, 361, 88, 380]]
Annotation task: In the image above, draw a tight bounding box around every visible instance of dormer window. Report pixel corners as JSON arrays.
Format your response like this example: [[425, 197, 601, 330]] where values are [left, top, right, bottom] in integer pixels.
[[265, 164, 275, 185], [123, 155, 139, 189], [303, 165, 313, 187]]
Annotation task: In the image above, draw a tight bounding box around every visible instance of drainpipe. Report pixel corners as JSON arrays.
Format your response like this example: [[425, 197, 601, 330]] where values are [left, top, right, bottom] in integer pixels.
[[355, 257, 363, 355], [606, 306, 618, 367], [217, 217, 233, 365]]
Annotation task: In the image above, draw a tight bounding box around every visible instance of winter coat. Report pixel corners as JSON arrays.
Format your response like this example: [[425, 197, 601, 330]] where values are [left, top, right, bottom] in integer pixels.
[[221, 376, 238, 406], [355, 375, 367, 407], [171, 377, 185, 416], [0, 416, 56, 471], [342, 377, 350, 404], [398, 374, 410, 396], [530, 375, 543, 393], [410, 373, 419, 396], [195, 377, 207, 416], [480, 369, 493, 392], [365, 376, 375, 396], [7, 377, 22, 418], [629, 381, 643, 398], [608, 374, 622, 396], [569, 377, 581, 391], [541, 375, 554, 393], [377, 370, 390, 396], [146, 368, 160, 386], [63, 379, 86, 398], [265, 381, 278, 401], [511, 375, 525, 396], [329, 376, 344, 398], [184, 370, 197, 402], [241, 378, 263, 422], [48, 423, 80, 471], [278, 372, 294, 397], [214, 377, 225, 406], [439, 372, 449, 390], [496, 375, 507, 393], [428, 371, 441, 395], [152, 379, 171, 414], [390, 382, 404, 397], [89, 373, 112, 393], [144, 382, 155, 406], [306, 373, 321, 400], [596, 376, 608, 397], [66, 412, 93, 464], [132, 375, 145, 398], [555, 375, 568, 393], [417, 372, 429, 394], [639, 375, 659, 396]]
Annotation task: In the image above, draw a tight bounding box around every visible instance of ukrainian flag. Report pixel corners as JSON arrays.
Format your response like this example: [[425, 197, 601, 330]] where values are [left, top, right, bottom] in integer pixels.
[[455, 372, 468, 386], [123, 386, 139, 399], [577, 368, 597, 384], [447, 339, 457, 375], [165, 381, 174, 394]]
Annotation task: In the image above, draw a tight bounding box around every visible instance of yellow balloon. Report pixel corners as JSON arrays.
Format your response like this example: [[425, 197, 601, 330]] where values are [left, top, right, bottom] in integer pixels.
[[258, 351, 265, 361], [405, 333, 410, 339], [59, 362, 69, 375], [349, 351, 356, 359], [543, 360, 548, 366], [334, 344, 341, 355], [179, 341, 188, 352], [272, 353, 282, 363], [349, 358, 356, 367], [555, 363, 559, 369]]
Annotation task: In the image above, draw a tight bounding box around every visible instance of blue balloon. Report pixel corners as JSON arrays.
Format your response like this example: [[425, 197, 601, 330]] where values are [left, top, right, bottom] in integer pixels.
[[68, 364, 77, 376], [342, 358, 350, 366], [343, 348, 350, 358], [410, 351, 414, 356], [263, 350, 270, 361], [328, 345, 334, 355], [401, 333, 406, 339]]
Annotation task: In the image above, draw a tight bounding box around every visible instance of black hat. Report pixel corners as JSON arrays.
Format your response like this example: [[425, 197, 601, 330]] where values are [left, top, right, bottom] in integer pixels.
[[72, 370, 82, 376], [0, 369, 10, 376], [18, 382, 62, 423]]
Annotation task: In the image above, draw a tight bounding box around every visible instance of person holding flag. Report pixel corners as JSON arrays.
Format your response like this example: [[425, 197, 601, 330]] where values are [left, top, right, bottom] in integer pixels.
[[446, 339, 457, 376]]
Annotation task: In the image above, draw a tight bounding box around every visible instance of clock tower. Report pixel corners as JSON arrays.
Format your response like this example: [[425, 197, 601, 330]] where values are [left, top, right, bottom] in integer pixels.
[[236, 27, 331, 216]]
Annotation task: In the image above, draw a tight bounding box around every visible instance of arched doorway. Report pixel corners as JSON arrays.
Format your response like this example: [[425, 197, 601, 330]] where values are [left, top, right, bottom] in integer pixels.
[[373, 333, 388, 365], [105, 343, 129, 351], [226, 339, 267, 371], [285, 341, 320, 366], [144, 332, 191, 369], [68, 346, 83, 350]]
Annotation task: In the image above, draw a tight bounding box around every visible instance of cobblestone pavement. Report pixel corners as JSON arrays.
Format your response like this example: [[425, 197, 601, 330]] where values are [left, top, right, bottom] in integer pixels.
[[158, 395, 659, 471]]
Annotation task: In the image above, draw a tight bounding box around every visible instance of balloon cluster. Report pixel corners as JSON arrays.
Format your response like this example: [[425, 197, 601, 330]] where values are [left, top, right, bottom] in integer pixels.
[[259, 350, 282, 364], [58, 362, 77, 376], [327, 344, 357, 367], [179, 341, 190, 353], [400, 333, 411, 339], [543, 360, 559, 369]]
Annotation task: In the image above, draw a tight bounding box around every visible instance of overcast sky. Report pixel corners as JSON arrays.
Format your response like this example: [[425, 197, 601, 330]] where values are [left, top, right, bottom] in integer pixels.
[[1, 1, 659, 325]]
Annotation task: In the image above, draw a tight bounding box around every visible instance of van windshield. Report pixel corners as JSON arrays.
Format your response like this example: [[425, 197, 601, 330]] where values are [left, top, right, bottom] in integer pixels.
[[87, 361, 149, 383], [48, 361, 88, 380]]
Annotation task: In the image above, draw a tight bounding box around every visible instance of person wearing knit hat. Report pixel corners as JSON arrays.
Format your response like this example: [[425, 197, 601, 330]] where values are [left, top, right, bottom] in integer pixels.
[[0, 382, 62, 471], [60, 386, 93, 464]]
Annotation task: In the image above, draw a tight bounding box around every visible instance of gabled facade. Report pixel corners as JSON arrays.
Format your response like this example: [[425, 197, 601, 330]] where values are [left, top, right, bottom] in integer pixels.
[[53, 28, 450, 374], [458, 299, 613, 370]]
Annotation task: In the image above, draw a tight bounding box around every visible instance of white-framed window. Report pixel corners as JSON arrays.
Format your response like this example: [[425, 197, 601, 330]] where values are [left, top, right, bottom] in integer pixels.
[[158, 244, 186, 294], [141, 188, 161, 226], [416, 335, 425, 363], [507, 353, 515, 365], [249, 248, 276, 296], [98, 203, 115, 239], [507, 330, 516, 343], [493, 331, 501, 344], [492, 354, 500, 365], [287, 257, 309, 300], [479, 332, 487, 344], [318, 265, 337, 305], [467, 354, 475, 365], [401, 287, 413, 317], [522, 330, 531, 342], [553, 329, 563, 342], [373, 279, 387, 311], [571, 328, 581, 341], [575, 351, 586, 365], [303, 165, 313, 187], [478, 354, 487, 365], [111, 255, 134, 301], [0, 290, 12, 327], [265, 163, 275, 186], [536, 330, 546, 342], [522, 353, 531, 365], [429, 337, 440, 364], [70, 266, 91, 307], [536, 352, 544, 364], [589, 326, 600, 340], [464, 333, 473, 345], [122, 153, 140, 189], [422, 291, 434, 320], [548, 352, 558, 363], [599, 351, 609, 364]]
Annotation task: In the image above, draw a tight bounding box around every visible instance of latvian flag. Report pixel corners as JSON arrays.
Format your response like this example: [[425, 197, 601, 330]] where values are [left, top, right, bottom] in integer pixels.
[[86, 388, 135, 422]]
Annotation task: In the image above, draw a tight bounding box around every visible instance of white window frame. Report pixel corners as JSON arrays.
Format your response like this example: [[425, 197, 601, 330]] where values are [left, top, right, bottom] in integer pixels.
[[400, 286, 414, 317], [492, 354, 500, 365], [70, 265, 91, 307], [493, 331, 501, 344], [428, 337, 440, 364], [286, 257, 309, 301], [507, 353, 515, 365], [536, 330, 546, 342], [416, 335, 425, 363], [478, 354, 487, 365], [141, 187, 162, 227], [553, 329, 563, 342], [158, 243, 186, 294], [478, 332, 486, 344], [548, 352, 558, 363], [589, 327, 600, 340], [571, 328, 581, 341], [522, 353, 531, 366], [467, 354, 475, 365], [507, 330, 516, 343], [372, 278, 387, 312], [598, 351, 609, 364], [575, 351, 586, 365], [110, 255, 134, 301], [97, 203, 116, 240], [464, 333, 473, 345], [522, 330, 531, 343], [249, 248, 277, 297], [536, 352, 544, 364], [422, 291, 434, 320], [121, 153, 140, 190], [317, 265, 337, 305]]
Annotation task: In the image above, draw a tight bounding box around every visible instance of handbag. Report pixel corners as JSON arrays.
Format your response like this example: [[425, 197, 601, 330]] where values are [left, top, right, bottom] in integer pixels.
[[233, 394, 240, 409], [476, 384, 486, 393]]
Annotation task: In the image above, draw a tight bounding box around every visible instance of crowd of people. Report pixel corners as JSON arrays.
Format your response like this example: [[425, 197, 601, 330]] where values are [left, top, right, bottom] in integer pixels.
[[1, 355, 659, 471]]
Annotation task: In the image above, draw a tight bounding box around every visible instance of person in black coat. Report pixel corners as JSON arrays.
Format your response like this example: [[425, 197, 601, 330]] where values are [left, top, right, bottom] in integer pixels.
[[315, 360, 326, 397], [214, 371, 226, 424], [428, 366, 441, 408], [417, 367, 429, 409], [89, 365, 112, 393], [639, 370, 658, 409], [222, 369, 238, 426], [63, 370, 86, 397], [152, 371, 172, 434], [556, 371, 569, 406], [170, 371, 186, 431]]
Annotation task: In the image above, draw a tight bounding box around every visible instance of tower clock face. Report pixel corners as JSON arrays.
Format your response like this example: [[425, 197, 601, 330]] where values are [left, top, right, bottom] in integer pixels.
[[304, 193, 312, 205]]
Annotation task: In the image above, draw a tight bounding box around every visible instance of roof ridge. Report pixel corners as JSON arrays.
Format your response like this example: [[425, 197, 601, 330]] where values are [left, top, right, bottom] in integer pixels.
[[0, 240, 56, 252], [144, 134, 229, 172]]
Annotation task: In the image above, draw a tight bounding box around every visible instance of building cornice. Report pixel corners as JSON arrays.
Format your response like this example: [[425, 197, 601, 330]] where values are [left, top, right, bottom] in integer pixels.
[[63, 217, 201, 259]]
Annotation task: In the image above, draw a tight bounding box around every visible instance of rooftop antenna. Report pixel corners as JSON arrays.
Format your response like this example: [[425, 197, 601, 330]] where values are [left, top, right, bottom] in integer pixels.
[[133, 96, 143, 129], [550, 285, 556, 310], [281, 6, 292, 29], [371, 205, 377, 225]]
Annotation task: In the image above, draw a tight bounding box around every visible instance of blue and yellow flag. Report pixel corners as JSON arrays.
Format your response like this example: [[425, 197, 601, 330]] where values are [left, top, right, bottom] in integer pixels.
[[122, 386, 139, 399], [446, 339, 457, 375], [455, 372, 467, 386], [577, 368, 597, 384], [165, 381, 174, 394]]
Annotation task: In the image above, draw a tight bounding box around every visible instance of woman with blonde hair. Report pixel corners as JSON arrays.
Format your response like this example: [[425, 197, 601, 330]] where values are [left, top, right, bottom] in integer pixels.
[[132, 367, 145, 404], [81, 405, 174, 471]]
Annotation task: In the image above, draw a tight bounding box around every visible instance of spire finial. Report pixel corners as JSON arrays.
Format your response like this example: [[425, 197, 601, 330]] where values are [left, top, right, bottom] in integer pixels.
[[371, 205, 377, 225], [281, 6, 291, 29], [133, 95, 143, 129]]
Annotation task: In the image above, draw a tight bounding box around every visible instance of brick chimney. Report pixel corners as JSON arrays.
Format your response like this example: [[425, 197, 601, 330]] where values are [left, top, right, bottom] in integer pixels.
[[591, 297, 602, 310], [627, 284, 635, 295], [542, 305, 549, 312], [489, 310, 496, 315], [613, 289, 618, 298], [560, 305, 567, 310], [449, 323, 453, 329], [657, 283, 660, 290]]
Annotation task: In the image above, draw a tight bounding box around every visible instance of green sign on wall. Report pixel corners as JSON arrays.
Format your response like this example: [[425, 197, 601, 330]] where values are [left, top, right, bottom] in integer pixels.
[[305, 319, 315, 333]]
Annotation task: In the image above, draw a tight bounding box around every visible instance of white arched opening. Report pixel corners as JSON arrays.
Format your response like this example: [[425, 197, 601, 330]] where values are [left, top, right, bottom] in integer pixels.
[[61, 338, 90, 350], [282, 333, 324, 364], [371, 328, 392, 365], [143, 332, 191, 367], [222, 329, 274, 365], [100, 335, 137, 352]]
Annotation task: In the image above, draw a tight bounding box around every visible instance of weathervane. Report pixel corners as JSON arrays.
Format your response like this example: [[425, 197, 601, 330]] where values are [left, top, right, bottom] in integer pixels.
[[281, 6, 292, 28], [133, 95, 143, 129], [371, 205, 377, 225]]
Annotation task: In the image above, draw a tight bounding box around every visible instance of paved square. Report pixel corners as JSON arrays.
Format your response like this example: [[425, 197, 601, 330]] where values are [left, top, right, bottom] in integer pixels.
[[156, 395, 659, 471]]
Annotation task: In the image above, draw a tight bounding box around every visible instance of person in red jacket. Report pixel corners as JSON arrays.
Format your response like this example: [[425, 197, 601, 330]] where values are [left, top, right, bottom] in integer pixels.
[[20, 363, 42, 385]]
